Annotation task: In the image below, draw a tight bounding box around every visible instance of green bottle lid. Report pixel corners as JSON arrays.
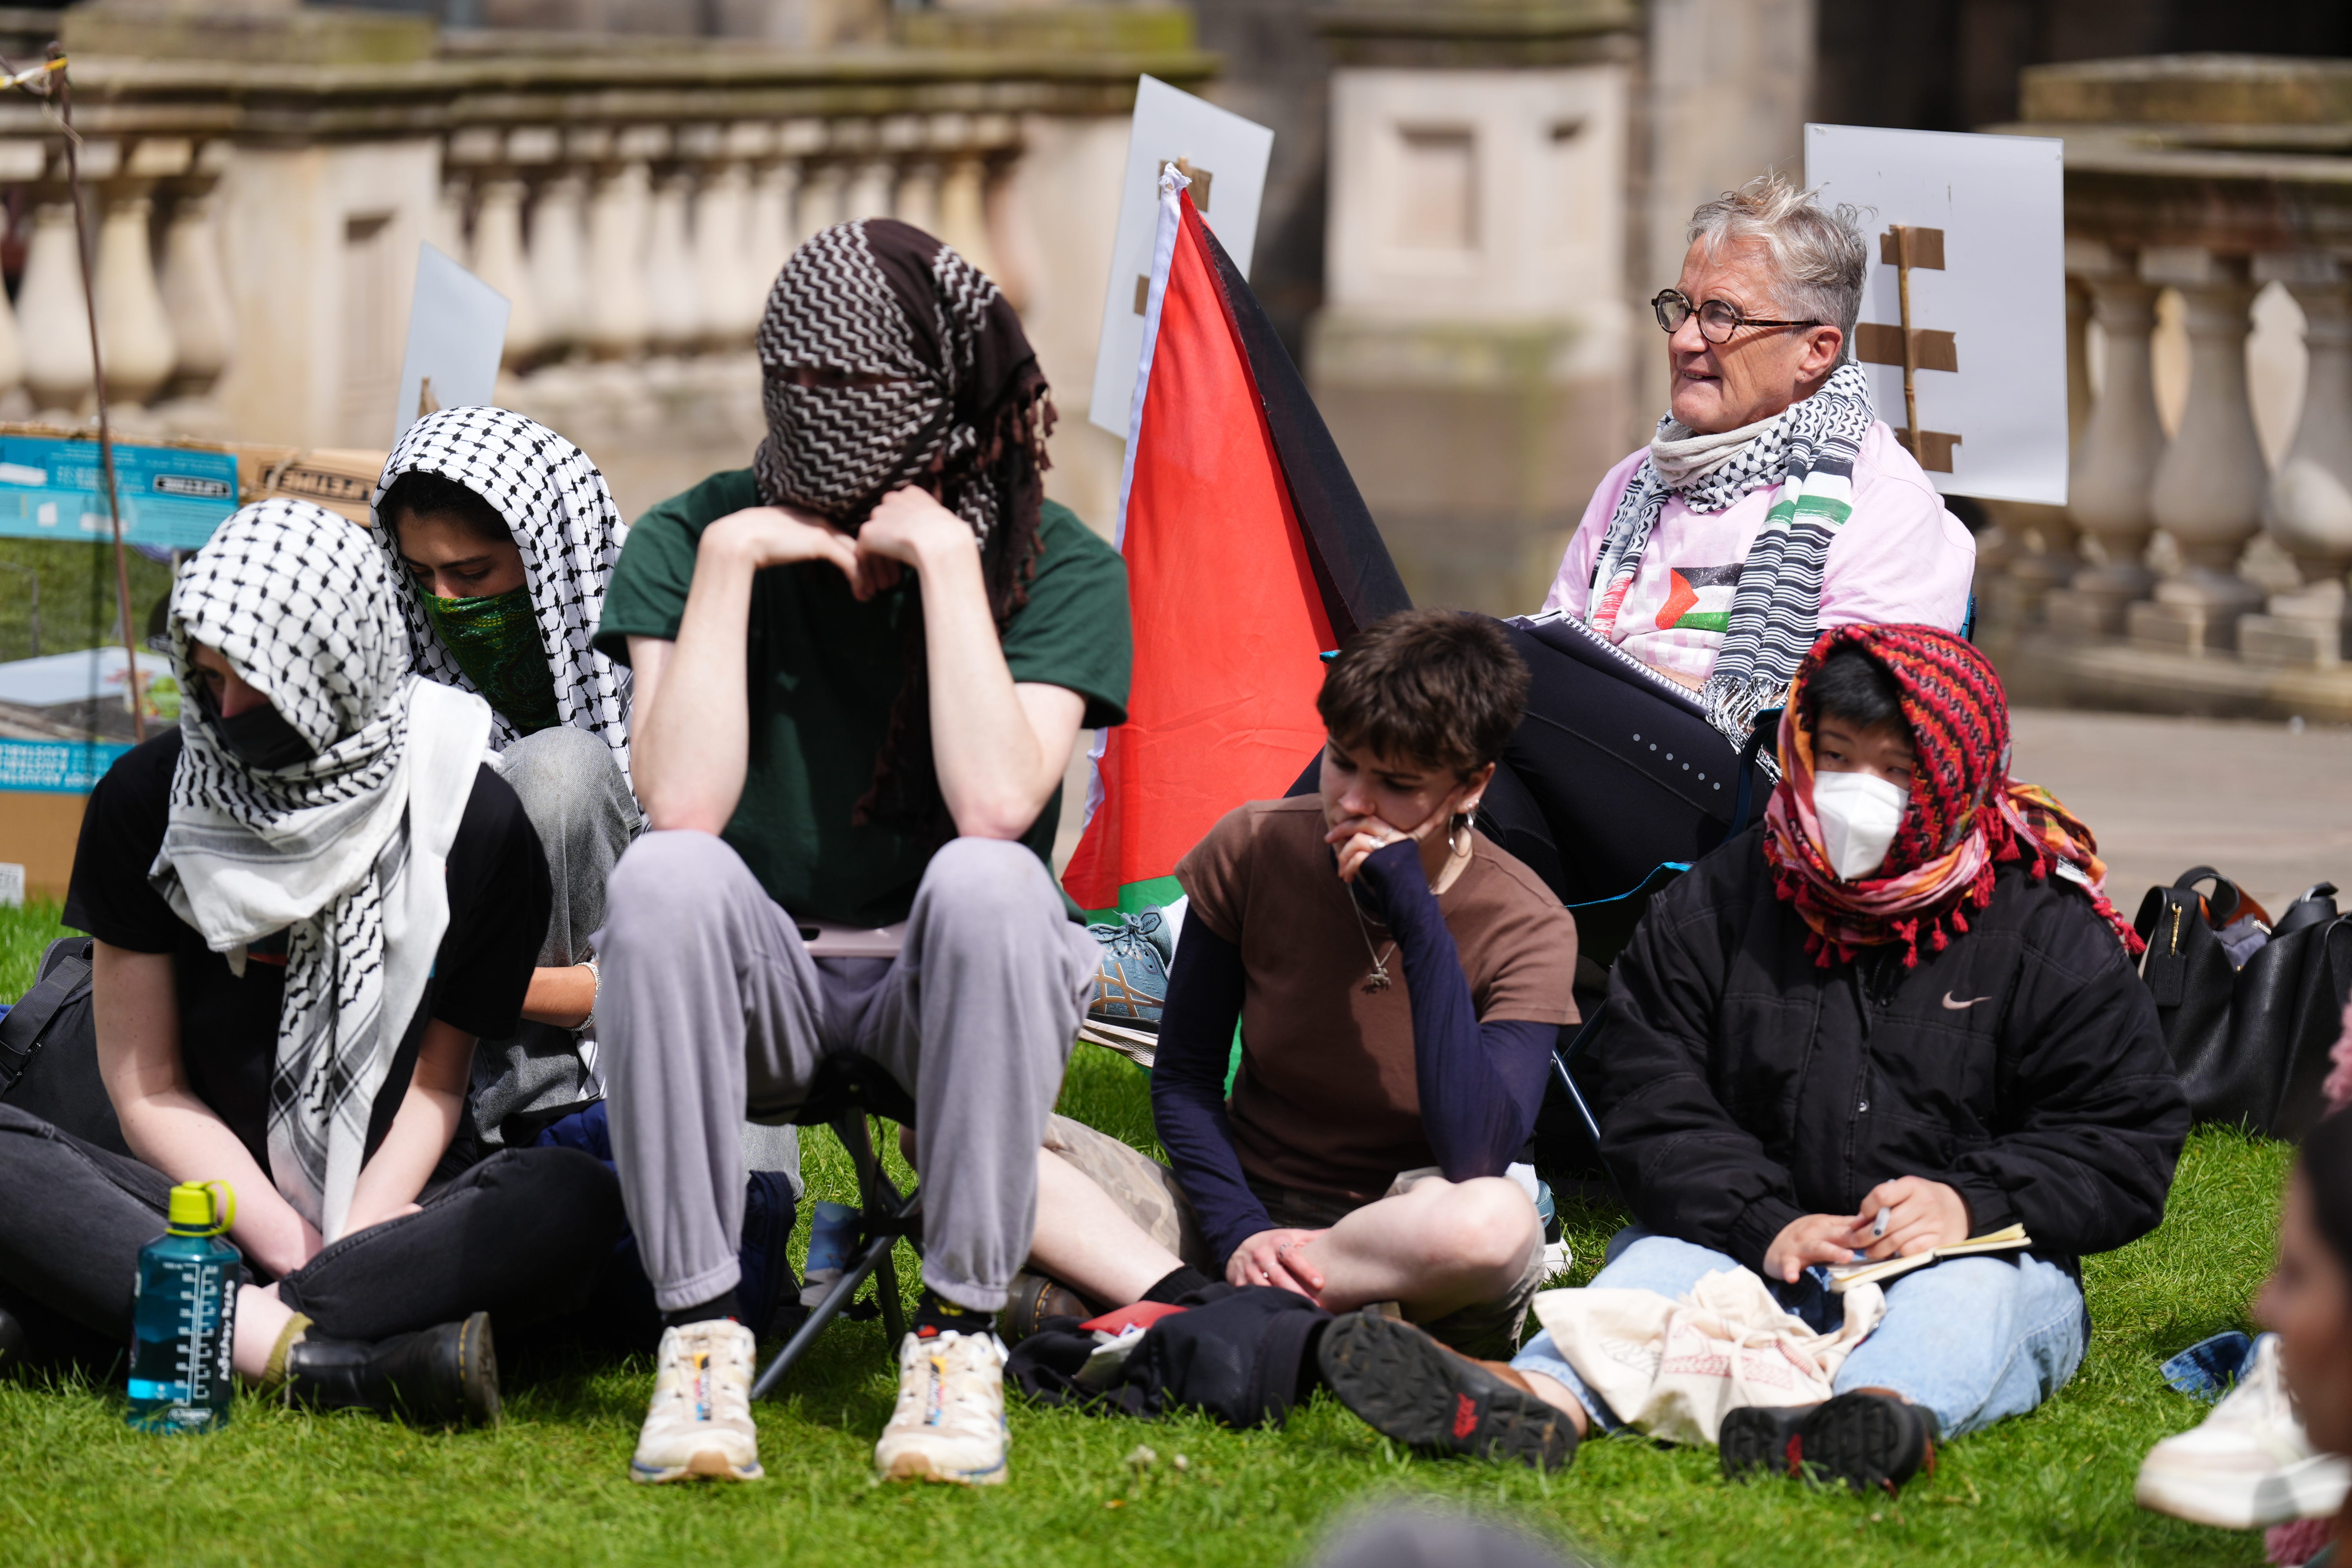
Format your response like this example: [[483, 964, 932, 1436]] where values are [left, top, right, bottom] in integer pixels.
[[166, 1181, 236, 1237]]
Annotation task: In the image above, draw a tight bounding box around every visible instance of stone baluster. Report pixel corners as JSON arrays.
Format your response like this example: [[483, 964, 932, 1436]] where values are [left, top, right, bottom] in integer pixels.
[[673, 123, 735, 350], [642, 158, 702, 354], [529, 169, 590, 357], [2241, 254, 2352, 666], [737, 125, 793, 327], [0, 247, 22, 410], [95, 185, 177, 408], [794, 154, 844, 245], [156, 180, 235, 403], [425, 172, 464, 267], [2130, 248, 2269, 655], [468, 175, 543, 369], [692, 123, 764, 347], [2050, 243, 2165, 637], [19, 199, 94, 416], [935, 114, 1005, 289], [580, 128, 655, 361]]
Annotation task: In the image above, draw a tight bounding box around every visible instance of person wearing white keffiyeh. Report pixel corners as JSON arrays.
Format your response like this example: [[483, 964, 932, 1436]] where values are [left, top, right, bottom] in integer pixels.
[[2, 498, 625, 1423], [374, 407, 639, 1145], [1476, 174, 1975, 918]]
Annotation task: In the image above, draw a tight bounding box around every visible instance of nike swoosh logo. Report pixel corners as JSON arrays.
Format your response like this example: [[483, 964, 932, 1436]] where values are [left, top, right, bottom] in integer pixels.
[[1942, 991, 1991, 1010]]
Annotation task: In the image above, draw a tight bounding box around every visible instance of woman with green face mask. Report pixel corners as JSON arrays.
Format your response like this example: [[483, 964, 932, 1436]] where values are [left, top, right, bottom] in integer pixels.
[[375, 407, 637, 1149]]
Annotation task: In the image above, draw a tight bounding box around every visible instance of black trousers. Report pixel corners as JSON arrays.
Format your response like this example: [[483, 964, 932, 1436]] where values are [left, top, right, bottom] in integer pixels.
[[1484, 619, 1775, 913], [0, 1103, 626, 1354]]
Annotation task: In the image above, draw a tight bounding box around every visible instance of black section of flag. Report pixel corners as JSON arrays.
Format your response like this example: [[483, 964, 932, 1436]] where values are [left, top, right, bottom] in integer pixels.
[[1195, 222, 1413, 645]]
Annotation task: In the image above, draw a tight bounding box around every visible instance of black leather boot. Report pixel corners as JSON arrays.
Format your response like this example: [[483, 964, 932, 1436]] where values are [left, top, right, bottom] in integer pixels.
[[283, 1311, 500, 1428]]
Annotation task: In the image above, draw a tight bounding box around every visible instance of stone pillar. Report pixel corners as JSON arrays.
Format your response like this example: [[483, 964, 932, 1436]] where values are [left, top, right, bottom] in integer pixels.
[[796, 156, 846, 245], [19, 201, 91, 416], [469, 176, 542, 368], [156, 185, 235, 403], [529, 171, 590, 356], [1306, 1, 1640, 613], [2128, 248, 2268, 655], [2240, 255, 2352, 666], [2049, 245, 2165, 637]]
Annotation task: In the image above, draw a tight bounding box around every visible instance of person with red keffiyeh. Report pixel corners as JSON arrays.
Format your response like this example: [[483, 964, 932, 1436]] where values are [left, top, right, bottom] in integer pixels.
[[1321, 624, 2189, 1494]]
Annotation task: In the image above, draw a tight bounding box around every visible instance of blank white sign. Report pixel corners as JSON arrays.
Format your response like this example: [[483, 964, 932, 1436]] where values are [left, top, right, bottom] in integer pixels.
[[393, 243, 512, 446], [1086, 76, 1274, 438], [1804, 123, 2068, 506]]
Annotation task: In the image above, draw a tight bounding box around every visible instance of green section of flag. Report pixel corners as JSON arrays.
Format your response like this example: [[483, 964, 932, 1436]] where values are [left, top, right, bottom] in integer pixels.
[[1077, 873, 1186, 929], [1671, 610, 1731, 633]]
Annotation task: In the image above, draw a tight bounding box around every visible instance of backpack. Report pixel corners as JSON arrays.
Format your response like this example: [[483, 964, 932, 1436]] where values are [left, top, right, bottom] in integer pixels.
[[0, 936, 131, 1155], [1005, 1284, 1330, 1429], [2134, 871, 2352, 1139]]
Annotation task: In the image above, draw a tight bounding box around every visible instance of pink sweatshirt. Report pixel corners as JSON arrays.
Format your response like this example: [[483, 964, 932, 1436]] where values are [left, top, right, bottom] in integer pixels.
[[1540, 420, 1978, 686]]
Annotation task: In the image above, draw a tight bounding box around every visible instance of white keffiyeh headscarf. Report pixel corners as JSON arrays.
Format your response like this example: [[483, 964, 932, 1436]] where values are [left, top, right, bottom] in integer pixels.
[[373, 406, 632, 794], [151, 499, 492, 1241], [1586, 362, 1878, 755]]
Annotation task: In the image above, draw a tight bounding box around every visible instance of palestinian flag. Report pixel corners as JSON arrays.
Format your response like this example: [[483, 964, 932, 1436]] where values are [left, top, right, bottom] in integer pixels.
[[1063, 167, 1410, 919]]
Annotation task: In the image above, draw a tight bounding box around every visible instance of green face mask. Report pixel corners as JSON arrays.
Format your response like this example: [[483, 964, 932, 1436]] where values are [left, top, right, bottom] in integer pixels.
[[419, 586, 559, 735]]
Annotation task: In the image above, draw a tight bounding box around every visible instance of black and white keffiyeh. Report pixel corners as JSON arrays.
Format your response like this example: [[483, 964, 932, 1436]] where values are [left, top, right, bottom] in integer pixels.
[[152, 499, 492, 1241], [751, 217, 1053, 827], [374, 407, 633, 793], [1586, 361, 1877, 754]]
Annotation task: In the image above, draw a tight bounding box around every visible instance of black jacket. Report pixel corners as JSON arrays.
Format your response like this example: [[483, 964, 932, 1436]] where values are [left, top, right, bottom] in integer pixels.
[[1587, 828, 2189, 1276]]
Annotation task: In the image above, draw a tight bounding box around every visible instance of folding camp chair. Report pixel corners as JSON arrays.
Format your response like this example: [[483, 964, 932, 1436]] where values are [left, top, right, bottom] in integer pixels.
[[748, 1051, 923, 1401]]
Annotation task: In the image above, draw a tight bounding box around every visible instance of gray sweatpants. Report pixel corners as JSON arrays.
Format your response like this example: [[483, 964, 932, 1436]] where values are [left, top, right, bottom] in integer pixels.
[[597, 830, 1096, 1314], [470, 724, 635, 1144]]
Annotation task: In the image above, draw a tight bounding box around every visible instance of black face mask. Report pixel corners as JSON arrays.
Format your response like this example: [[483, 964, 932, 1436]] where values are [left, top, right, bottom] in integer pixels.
[[197, 686, 318, 771]]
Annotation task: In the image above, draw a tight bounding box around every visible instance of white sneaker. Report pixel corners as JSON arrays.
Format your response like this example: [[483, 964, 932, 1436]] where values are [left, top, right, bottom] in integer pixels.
[[874, 1328, 1009, 1485], [2136, 1334, 2351, 1528], [630, 1320, 764, 1484]]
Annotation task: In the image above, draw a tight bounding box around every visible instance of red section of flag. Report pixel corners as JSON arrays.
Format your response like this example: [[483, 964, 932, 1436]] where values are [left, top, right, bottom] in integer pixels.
[[1656, 568, 1698, 630], [1062, 194, 1336, 911]]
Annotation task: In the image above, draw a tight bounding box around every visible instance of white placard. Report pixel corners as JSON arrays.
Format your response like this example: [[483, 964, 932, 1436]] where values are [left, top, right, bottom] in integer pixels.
[[393, 243, 512, 446], [1804, 124, 2068, 506], [0, 861, 22, 909], [1087, 76, 1274, 438]]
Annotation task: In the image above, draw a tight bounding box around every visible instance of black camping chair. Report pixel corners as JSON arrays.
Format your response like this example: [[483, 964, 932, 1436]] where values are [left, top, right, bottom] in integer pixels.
[[748, 1052, 924, 1402], [1541, 707, 1784, 1183]]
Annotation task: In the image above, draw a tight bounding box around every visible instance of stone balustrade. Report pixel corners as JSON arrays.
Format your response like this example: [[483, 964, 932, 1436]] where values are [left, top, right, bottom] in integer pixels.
[[1987, 55, 2352, 719], [0, 12, 1209, 517]]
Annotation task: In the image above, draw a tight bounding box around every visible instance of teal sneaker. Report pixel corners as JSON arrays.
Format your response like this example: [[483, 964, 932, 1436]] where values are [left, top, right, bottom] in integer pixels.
[[1087, 909, 1172, 1031]]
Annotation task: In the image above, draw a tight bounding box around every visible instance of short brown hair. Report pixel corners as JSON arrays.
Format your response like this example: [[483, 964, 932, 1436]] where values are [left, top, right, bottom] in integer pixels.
[[1315, 609, 1529, 779]]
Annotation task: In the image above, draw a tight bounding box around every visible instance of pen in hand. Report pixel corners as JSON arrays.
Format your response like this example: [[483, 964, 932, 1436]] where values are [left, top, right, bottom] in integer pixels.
[[1871, 1205, 1891, 1240]]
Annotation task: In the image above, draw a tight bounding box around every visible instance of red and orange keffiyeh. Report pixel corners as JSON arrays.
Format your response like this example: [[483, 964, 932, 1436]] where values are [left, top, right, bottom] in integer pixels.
[[1762, 623, 2143, 969]]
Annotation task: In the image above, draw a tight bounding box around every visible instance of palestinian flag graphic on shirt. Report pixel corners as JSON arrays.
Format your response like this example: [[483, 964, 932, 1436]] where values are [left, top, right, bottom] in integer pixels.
[[1656, 563, 1743, 633], [1062, 168, 1410, 919]]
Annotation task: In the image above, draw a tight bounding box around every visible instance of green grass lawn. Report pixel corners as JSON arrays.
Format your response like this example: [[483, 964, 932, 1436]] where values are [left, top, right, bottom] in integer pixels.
[[0, 899, 2283, 1567]]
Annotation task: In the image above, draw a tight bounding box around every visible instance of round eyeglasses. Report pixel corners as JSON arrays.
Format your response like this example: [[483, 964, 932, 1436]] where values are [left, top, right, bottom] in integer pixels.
[[1651, 289, 1820, 344]]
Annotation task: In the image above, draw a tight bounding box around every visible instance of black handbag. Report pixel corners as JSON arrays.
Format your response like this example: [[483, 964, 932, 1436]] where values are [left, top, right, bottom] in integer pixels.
[[0, 936, 131, 1155], [2135, 871, 2352, 1139]]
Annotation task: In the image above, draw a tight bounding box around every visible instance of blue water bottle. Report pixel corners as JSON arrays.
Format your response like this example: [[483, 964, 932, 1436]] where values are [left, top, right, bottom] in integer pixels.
[[126, 1180, 240, 1434]]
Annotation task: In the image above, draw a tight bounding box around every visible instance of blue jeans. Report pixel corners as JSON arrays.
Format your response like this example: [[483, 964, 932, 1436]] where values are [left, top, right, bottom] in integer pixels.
[[1512, 1229, 2089, 1440]]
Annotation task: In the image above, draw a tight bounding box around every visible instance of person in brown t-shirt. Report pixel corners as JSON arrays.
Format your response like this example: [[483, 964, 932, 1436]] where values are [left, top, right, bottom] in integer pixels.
[[1023, 610, 1579, 1361]]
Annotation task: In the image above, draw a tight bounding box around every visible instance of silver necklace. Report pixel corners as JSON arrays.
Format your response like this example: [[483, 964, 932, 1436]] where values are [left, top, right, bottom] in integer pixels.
[[1346, 826, 1471, 993]]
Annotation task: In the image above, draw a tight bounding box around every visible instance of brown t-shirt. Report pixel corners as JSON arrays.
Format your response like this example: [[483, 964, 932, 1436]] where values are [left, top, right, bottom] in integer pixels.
[[1176, 796, 1580, 1200]]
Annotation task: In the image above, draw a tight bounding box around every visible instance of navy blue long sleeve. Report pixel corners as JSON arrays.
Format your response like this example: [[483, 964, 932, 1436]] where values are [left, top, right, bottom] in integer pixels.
[[1146, 920, 1270, 1265], [1356, 838, 1557, 1181]]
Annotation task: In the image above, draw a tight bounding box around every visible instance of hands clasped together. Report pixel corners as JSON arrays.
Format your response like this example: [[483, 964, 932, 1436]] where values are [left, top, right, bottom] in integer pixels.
[[1762, 1175, 1971, 1284], [703, 486, 971, 597]]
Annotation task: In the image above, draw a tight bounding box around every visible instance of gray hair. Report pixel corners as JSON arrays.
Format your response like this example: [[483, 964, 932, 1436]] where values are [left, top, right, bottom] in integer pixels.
[[1686, 173, 1870, 359]]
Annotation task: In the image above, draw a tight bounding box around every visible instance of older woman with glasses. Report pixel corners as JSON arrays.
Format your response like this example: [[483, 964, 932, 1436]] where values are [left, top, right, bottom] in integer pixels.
[[1477, 173, 1977, 919]]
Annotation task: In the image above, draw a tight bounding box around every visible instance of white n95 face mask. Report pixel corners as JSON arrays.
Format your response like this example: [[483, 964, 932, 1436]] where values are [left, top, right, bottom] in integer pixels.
[[1811, 770, 1910, 881]]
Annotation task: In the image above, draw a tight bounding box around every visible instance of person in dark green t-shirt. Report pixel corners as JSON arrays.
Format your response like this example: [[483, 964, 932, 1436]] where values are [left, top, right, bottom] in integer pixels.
[[591, 219, 1132, 1490]]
